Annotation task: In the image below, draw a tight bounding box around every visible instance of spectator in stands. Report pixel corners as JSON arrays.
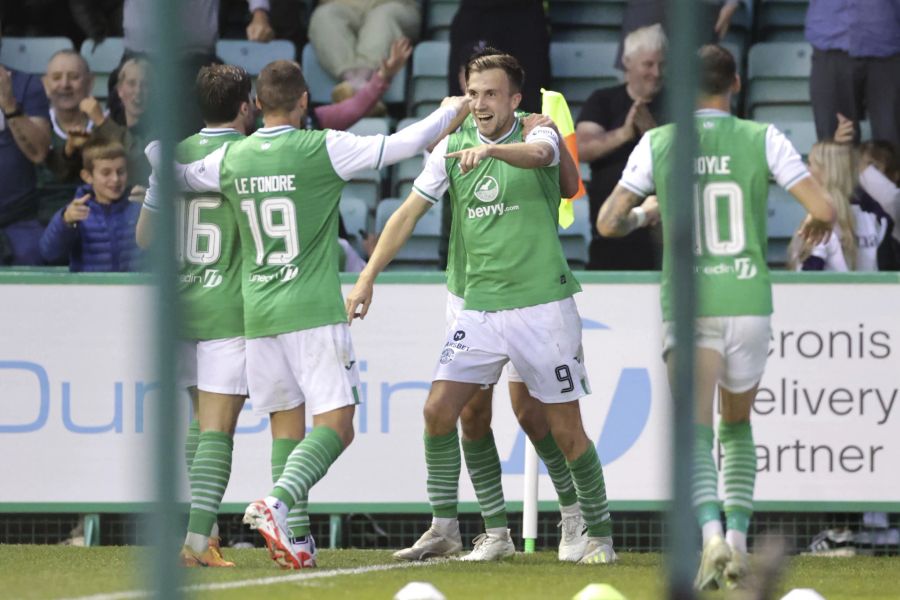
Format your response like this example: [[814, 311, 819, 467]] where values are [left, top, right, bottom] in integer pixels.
[[85, 57, 153, 190], [0, 33, 52, 265], [69, 0, 124, 48], [616, 0, 742, 69], [220, 0, 306, 54], [40, 50, 96, 189], [39, 139, 142, 271], [576, 24, 667, 270], [308, 36, 412, 129], [308, 0, 420, 97], [790, 141, 892, 271], [108, 0, 275, 134], [446, 0, 549, 113], [806, 0, 900, 147], [858, 141, 900, 265]]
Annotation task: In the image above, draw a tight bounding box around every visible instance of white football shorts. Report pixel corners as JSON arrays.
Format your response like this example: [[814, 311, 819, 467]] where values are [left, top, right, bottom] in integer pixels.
[[246, 323, 361, 416], [435, 296, 590, 404], [445, 293, 522, 383], [177, 337, 248, 396], [662, 315, 772, 393]]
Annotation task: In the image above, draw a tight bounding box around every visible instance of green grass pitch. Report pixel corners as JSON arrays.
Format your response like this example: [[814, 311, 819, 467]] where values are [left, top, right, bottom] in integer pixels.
[[1, 546, 897, 600]]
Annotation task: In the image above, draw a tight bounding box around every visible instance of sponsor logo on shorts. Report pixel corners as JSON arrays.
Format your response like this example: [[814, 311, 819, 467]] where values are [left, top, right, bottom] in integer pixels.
[[474, 175, 499, 203], [453, 330, 466, 341], [440, 348, 455, 364]]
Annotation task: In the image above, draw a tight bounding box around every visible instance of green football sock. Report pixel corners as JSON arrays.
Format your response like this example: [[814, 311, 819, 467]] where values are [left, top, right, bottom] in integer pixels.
[[533, 431, 578, 508], [184, 418, 200, 472], [694, 424, 721, 527], [567, 444, 612, 537], [719, 421, 756, 534], [425, 429, 461, 519], [187, 431, 233, 536], [271, 426, 344, 508], [272, 438, 309, 537], [462, 431, 507, 530]]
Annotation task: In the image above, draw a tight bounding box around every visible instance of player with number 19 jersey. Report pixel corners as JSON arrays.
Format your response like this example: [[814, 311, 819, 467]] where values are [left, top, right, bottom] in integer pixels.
[[619, 109, 810, 320]]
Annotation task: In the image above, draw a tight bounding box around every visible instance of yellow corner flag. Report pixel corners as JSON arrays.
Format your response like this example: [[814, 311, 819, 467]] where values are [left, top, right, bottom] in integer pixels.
[[542, 88, 586, 229]]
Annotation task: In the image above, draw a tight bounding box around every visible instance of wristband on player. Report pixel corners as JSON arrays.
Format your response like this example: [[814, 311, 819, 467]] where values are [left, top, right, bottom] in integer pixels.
[[630, 206, 647, 229]]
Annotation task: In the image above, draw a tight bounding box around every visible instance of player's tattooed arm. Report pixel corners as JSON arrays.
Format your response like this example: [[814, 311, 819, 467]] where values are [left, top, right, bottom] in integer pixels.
[[597, 185, 659, 237]]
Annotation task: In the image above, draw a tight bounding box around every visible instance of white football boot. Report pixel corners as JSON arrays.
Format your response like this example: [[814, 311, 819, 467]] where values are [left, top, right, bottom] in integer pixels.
[[558, 512, 589, 562], [459, 529, 515, 561], [242, 498, 303, 569], [393, 524, 463, 561], [695, 535, 731, 590], [577, 537, 618, 564]]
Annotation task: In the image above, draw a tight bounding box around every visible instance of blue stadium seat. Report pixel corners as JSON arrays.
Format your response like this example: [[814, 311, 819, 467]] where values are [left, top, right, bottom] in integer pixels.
[[550, 42, 620, 113], [549, 0, 624, 42], [411, 41, 449, 117], [767, 183, 806, 265], [770, 120, 817, 156], [344, 170, 381, 211], [393, 155, 426, 198], [346, 117, 390, 137], [216, 39, 295, 75], [558, 198, 591, 268], [376, 197, 442, 269], [340, 196, 370, 253], [747, 42, 813, 119], [752, 104, 814, 122], [301, 43, 406, 105], [426, 1, 458, 41], [759, 0, 809, 42], [1, 37, 73, 73], [80, 38, 125, 101]]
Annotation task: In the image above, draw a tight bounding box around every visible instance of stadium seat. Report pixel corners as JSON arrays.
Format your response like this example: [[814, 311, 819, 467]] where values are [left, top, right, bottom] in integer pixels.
[[549, 0, 624, 42], [80, 38, 124, 101], [770, 119, 817, 156], [301, 43, 406, 105], [558, 198, 591, 268], [340, 196, 370, 253], [767, 183, 806, 266], [747, 42, 813, 118], [344, 171, 381, 211], [216, 39, 295, 75], [752, 104, 814, 122], [393, 155, 426, 198], [376, 197, 442, 269], [426, 1, 458, 41], [411, 41, 449, 117], [759, 0, 809, 42], [1, 37, 73, 73], [346, 117, 390, 137], [550, 41, 620, 113]]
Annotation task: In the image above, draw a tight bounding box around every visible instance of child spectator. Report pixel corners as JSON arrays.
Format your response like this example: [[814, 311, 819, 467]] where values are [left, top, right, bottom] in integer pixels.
[[39, 139, 143, 271], [790, 141, 891, 271]]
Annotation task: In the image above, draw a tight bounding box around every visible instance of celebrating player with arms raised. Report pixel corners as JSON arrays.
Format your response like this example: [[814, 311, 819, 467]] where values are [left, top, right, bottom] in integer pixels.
[[145, 59, 470, 569]]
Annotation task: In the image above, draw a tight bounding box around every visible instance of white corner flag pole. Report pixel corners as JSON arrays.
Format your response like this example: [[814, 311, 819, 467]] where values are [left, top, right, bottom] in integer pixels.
[[523, 437, 539, 553]]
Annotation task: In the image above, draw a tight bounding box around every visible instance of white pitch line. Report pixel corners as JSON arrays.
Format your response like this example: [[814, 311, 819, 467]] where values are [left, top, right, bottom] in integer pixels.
[[58, 559, 442, 600]]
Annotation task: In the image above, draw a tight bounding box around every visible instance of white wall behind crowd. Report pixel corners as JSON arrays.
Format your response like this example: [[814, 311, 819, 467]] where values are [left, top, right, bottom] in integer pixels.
[[1, 273, 898, 511]]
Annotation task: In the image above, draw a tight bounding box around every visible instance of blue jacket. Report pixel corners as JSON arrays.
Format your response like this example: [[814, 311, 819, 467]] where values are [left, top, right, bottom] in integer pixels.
[[39, 184, 144, 272]]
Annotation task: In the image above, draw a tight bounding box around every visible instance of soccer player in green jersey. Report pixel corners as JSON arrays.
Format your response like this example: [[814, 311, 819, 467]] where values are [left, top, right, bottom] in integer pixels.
[[137, 64, 254, 568], [347, 51, 617, 565], [145, 60, 470, 569], [597, 45, 835, 589]]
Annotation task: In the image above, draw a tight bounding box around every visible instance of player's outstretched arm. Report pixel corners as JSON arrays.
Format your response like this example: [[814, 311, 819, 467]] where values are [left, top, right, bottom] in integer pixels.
[[345, 192, 433, 323], [135, 205, 154, 249], [597, 185, 659, 237], [379, 97, 471, 166], [523, 114, 580, 198], [788, 177, 836, 246]]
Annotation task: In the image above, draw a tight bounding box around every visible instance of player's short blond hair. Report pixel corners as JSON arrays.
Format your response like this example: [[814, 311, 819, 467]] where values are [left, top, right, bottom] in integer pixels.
[[623, 24, 668, 61]]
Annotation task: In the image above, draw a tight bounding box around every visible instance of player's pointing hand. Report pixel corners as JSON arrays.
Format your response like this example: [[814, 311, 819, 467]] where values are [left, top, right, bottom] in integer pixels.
[[345, 275, 375, 325], [446, 145, 492, 174]]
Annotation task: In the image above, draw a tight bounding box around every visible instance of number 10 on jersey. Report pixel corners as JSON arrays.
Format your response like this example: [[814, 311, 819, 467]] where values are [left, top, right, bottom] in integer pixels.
[[693, 182, 746, 257]]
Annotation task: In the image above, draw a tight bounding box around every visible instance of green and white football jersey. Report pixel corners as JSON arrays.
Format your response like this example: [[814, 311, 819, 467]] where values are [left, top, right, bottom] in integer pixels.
[[144, 128, 245, 340], [619, 109, 810, 319], [172, 126, 391, 338], [446, 111, 529, 298], [415, 119, 580, 311]]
